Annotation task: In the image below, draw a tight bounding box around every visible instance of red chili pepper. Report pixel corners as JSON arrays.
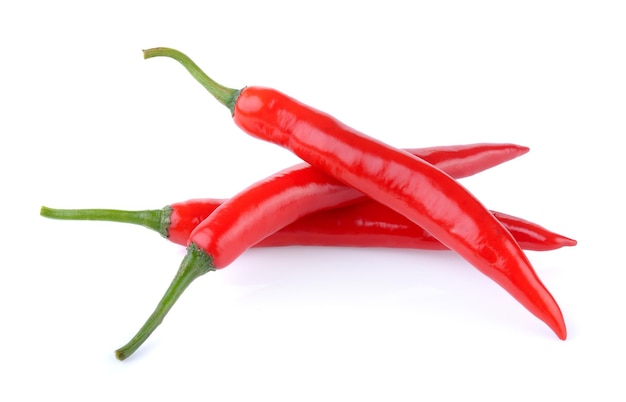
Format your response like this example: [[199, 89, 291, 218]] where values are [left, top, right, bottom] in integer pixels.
[[40, 201, 576, 252], [135, 48, 567, 344], [42, 143, 574, 251], [257, 202, 577, 252]]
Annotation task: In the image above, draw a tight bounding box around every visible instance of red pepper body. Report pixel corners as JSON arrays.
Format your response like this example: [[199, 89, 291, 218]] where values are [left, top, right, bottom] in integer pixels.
[[184, 144, 528, 269], [231, 86, 567, 339], [163, 198, 577, 251], [188, 163, 362, 268], [255, 201, 576, 252], [167, 143, 531, 246], [185, 143, 530, 267]]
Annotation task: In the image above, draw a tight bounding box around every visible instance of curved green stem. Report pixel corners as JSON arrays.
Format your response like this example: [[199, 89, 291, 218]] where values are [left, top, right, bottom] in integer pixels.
[[40, 205, 171, 238], [143, 47, 241, 115], [115, 243, 215, 361]]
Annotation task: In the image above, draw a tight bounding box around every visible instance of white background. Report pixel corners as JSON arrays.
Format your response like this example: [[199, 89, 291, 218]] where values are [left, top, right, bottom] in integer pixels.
[[2, 1, 624, 401]]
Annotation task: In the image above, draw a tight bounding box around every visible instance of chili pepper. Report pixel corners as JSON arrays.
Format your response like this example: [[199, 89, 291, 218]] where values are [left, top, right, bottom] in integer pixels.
[[134, 47, 567, 344], [40, 200, 576, 251], [257, 203, 577, 251], [42, 143, 570, 249]]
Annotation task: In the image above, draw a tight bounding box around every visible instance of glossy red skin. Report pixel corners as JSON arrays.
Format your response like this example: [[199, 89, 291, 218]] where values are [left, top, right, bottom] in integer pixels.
[[402, 144, 528, 179], [185, 143, 528, 261], [168, 198, 226, 246], [170, 197, 575, 251], [256, 202, 577, 251], [489, 211, 577, 252], [169, 143, 528, 246], [231, 86, 566, 339], [189, 162, 361, 268]]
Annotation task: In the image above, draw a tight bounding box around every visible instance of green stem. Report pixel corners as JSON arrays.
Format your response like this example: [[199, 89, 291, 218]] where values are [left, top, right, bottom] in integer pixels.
[[39, 205, 171, 238], [115, 243, 215, 361], [143, 47, 241, 115]]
